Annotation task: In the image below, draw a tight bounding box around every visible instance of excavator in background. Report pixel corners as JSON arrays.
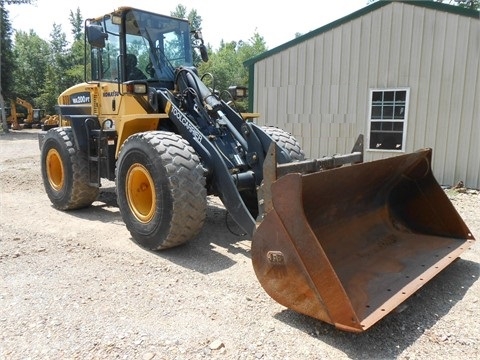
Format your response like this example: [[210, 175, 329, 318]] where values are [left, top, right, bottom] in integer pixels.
[[13, 97, 33, 128], [37, 7, 475, 332], [5, 97, 47, 129], [5, 99, 30, 130], [6, 100, 21, 130], [15, 97, 46, 129]]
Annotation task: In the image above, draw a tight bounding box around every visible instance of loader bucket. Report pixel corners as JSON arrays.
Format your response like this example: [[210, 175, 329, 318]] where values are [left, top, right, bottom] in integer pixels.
[[251, 149, 475, 332]]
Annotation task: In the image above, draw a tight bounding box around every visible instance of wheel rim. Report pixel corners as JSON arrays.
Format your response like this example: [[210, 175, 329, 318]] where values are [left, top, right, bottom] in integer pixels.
[[126, 163, 156, 223], [46, 148, 65, 191]]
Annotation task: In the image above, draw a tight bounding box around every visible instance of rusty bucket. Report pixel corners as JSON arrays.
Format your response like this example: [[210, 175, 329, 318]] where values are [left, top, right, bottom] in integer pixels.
[[251, 149, 475, 332]]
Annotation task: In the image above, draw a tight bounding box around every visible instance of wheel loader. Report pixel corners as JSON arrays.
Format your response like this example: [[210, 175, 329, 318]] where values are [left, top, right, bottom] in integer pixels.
[[38, 7, 475, 332]]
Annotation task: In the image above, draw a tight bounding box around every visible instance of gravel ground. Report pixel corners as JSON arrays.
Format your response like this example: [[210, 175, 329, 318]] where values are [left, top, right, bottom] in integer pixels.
[[0, 129, 479, 360]]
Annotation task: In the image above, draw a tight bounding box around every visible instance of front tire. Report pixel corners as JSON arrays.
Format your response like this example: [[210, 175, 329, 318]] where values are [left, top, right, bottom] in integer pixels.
[[116, 131, 207, 250], [40, 127, 99, 210]]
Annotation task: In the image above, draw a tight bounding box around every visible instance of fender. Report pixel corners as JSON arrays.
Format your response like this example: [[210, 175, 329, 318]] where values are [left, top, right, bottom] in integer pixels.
[[56, 104, 99, 153]]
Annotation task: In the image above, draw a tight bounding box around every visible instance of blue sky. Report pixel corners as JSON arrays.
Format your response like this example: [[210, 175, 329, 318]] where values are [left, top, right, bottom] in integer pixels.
[[7, 0, 368, 50]]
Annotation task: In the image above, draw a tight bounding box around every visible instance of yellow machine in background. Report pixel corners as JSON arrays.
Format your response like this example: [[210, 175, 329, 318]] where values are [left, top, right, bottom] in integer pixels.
[[6, 99, 22, 130], [6, 97, 46, 129], [14, 97, 33, 128]]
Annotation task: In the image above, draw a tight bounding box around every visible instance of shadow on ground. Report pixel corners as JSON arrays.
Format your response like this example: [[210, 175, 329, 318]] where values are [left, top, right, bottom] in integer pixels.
[[272, 258, 478, 359], [49, 182, 479, 358], [68, 191, 250, 274], [149, 197, 251, 274]]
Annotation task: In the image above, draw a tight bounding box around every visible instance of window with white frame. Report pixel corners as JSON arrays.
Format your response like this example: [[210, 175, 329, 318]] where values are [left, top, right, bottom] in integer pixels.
[[368, 89, 409, 151]]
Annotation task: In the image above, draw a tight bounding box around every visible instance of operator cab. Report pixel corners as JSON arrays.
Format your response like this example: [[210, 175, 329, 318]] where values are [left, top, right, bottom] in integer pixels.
[[86, 7, 208, 90]]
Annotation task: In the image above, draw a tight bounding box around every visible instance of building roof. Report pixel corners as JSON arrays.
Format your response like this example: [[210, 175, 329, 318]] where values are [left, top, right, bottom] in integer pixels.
[[244, 0, 479, 67]]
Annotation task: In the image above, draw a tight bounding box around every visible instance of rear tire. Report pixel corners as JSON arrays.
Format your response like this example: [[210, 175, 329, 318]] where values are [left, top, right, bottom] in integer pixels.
[[116, 131, 207, 250], [242, 127, 306, 218], [261, 126, 305, 161], [40, 127, 99, 210]]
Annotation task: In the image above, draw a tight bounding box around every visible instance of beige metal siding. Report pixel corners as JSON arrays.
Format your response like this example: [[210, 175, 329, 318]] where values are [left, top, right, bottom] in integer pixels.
[[252, 2, 480, 188]]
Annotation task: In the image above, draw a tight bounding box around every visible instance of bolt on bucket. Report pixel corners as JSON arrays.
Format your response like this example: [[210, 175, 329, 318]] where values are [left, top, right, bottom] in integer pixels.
[[251, 148, 475, 332]]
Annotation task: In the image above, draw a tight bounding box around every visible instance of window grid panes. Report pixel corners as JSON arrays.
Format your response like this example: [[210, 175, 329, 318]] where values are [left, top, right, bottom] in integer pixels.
[[369, 89, 407, 151]]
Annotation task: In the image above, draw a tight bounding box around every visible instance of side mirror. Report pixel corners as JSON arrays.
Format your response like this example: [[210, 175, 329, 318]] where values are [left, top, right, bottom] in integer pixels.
[[86, 24, 108, 48], [192, 30, 209, 62], [199, 44, 209, 62]]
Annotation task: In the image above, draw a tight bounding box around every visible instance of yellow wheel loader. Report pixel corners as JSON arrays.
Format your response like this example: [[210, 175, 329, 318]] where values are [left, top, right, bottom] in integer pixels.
[[38, 7, 475, 332]]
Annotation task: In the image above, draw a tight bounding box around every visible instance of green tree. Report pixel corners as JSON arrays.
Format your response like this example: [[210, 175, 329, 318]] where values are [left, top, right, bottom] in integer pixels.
[[170, 4, 205, 66], [64, 38, 85, 87], [11, 30, 50, 104], [8, 17, 81, 115], [170, 3, 203, 27], [36, 65, 58, 113], [48, 23, 70, 104], [367, 0, 479, 10], [49, 23, 68, 55], [198, 40, 238, 93], [1, 0, 16, 100], [170, 4, 187, 19], [198, 33, 267, 111], [69, 7, 83, 42], [37, 11, 85, 112], [20, 22, 71, 113], [64, 9, 85, 92], [186, 8, 202, 30], [447, 0, 480, 9], [169, 4, 267, 110], [0, 0, 33, 132]]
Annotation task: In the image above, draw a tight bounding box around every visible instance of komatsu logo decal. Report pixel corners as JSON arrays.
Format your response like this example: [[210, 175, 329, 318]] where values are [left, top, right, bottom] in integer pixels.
[[70, 92, 91, 104], [166, 101, 203, 143], [103, 91, 120, 97]]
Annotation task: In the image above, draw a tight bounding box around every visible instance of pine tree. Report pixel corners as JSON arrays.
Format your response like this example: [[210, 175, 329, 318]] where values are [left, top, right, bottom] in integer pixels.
[[0, 0, 16, 131], [0, 0, 33, 132]]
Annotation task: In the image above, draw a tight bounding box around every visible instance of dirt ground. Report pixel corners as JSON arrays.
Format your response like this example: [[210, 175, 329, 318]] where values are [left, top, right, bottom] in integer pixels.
[[0, 129, 479, 360]]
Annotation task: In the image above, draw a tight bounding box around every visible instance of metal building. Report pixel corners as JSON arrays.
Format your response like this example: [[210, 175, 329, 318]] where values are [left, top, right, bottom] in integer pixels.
[[245, 0, 480, 189]]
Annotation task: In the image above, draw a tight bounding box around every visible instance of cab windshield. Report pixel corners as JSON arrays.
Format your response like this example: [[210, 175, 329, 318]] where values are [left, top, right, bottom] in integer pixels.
[[89, 8, 193, 85]]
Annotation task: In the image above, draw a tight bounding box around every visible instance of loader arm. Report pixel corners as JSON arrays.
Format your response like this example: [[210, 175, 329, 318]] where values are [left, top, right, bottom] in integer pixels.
[[157, 89, 258, 236], [153, 66, 310, 237]]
